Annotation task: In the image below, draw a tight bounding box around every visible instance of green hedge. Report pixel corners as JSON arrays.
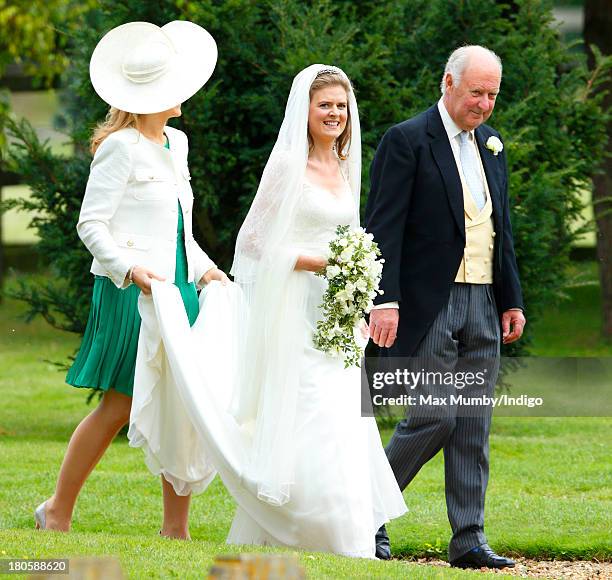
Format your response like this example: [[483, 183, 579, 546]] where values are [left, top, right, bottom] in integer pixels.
[[4, 0, 610, 356]]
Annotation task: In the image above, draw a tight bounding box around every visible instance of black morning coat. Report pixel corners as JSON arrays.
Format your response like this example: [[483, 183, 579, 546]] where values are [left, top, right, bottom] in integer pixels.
[[365, 104, 524, 357]]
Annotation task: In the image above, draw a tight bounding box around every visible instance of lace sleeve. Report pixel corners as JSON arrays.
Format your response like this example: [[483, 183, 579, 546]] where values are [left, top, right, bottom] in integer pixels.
[[231, 152, 296, 279]]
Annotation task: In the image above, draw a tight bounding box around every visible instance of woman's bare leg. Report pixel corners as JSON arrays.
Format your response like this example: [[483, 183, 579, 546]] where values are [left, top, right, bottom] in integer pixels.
[[160, 477, 191, 540], [42, 389, 131, 531]]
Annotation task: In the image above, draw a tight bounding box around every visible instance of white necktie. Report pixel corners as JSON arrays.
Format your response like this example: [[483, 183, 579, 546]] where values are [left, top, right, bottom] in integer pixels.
[[459, 131, 486, 210]]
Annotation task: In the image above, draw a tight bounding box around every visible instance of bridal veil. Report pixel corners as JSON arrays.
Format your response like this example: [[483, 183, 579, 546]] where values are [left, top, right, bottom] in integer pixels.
[[229, 64, 361, 506]]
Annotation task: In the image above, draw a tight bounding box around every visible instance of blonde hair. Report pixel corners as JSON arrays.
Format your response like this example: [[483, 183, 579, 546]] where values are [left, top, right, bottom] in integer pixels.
[[90, 107, 138, 154], [308, 70, 352, 161]]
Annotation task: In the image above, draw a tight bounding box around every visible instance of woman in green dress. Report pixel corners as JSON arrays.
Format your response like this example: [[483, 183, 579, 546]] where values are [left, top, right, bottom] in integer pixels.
[[34, 21, 226, 539]]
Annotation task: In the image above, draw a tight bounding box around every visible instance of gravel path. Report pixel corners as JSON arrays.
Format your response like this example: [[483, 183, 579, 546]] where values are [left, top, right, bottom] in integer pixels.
[[410, 557, 612, 579]]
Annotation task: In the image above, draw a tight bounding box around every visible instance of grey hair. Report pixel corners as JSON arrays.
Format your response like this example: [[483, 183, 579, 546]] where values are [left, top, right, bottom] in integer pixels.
[[440, 45, 502, 94]]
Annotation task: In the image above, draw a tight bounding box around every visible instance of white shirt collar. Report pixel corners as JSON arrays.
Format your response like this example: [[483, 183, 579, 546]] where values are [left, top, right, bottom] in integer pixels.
[[437, 98, 473, 142]]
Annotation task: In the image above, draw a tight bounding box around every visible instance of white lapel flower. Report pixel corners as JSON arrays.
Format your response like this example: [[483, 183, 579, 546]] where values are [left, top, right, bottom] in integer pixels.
[[485, 136, 503, 156]]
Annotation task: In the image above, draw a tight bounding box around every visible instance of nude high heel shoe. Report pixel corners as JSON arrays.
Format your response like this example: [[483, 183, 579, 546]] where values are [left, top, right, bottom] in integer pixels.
[[34, 501, 47, 530]]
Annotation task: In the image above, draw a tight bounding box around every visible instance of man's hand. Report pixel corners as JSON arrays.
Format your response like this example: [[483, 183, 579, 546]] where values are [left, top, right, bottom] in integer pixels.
[[201, 267, 230, 286], [502, 309, 526, 344], [369, 308, 399, 348], [130, 265, 166, 295]]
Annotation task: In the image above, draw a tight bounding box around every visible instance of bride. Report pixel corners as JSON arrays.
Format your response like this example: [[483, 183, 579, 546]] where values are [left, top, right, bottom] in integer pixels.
[[129, 64, 407, 558]]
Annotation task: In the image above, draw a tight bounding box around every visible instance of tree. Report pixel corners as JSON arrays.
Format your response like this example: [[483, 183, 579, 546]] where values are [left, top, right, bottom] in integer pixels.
[[4, 0, 610, 358], [584, 0, 612, 340], [3, 116, 92, 333], [0, 1, 96, 302], [0, 0, 97, 151], [0, 0, 94, 85]]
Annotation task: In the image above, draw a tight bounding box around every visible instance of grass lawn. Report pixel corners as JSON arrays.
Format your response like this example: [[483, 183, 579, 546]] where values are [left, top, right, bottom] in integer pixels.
[[0, 268, 610, 578], [528, 261, 611, 357]]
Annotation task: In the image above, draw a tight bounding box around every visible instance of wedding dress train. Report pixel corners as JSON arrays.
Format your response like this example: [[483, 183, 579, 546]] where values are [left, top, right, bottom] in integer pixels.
[[128, 63, 406, 559], [128, 179, 406, 558]]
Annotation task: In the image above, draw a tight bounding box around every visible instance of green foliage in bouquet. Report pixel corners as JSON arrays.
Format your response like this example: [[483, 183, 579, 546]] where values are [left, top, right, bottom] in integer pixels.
[[314, 225, 382, 367], [4, 0, 610, 360]]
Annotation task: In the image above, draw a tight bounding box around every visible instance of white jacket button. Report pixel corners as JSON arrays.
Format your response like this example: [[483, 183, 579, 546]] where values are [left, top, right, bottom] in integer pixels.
[[127, 240, 134, 247]]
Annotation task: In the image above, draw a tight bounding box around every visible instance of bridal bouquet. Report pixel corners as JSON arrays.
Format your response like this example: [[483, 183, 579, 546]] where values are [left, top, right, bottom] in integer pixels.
[[314, 225, 384, 367]]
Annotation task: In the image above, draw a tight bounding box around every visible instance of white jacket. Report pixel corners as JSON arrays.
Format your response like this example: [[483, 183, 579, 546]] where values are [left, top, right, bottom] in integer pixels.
[[77, 126, 215, 289]]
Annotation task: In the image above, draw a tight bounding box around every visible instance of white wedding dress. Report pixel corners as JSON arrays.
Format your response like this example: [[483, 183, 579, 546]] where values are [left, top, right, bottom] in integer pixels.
[[227, 178, 407, 556], [129, 63, 406, 559], [129, 178, 407, 558]]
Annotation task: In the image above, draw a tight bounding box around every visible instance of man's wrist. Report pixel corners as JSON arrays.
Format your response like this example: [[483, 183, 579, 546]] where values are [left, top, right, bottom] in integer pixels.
[[372, 301, 399, 310]]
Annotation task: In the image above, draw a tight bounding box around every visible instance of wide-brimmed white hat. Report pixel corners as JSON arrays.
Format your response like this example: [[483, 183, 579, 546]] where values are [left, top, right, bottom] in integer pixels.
[[90, 20, 217, 114]]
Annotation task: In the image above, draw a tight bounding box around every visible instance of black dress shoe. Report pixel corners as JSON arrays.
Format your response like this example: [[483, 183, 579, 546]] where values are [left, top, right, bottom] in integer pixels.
[[450, 544, 515, 569], [375, 524, 391, 560]]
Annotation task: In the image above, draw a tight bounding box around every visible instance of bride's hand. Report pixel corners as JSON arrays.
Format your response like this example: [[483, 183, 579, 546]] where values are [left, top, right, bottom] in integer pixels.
[[358, 318, 370, 340], [295, 255, 327, 272], [201, 267, 230, 286]]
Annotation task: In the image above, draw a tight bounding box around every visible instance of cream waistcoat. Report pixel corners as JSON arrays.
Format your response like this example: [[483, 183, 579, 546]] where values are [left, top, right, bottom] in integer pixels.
[[454, 146, 495, 284]]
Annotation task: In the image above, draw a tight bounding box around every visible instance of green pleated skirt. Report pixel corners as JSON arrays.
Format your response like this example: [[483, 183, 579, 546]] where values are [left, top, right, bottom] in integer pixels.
[[66, 201, 199, 397]]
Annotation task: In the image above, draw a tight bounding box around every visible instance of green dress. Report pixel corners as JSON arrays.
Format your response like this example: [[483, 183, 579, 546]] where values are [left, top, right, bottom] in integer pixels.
[[66, 139, 199, 397]]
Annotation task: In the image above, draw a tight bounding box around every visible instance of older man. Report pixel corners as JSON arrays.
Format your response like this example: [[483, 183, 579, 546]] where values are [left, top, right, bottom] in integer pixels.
[[365, 46, 525, 568]]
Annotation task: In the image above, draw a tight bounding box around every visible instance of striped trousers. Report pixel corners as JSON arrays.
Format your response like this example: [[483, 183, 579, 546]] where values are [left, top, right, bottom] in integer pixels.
[[385, 283, 500, 561]]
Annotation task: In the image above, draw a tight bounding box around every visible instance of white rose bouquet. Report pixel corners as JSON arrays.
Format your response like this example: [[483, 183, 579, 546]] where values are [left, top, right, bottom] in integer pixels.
[[313, 225, 384, 368]]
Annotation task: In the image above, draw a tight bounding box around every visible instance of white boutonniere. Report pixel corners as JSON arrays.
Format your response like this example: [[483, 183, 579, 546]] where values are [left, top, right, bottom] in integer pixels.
[[486, 136, 503, 156]]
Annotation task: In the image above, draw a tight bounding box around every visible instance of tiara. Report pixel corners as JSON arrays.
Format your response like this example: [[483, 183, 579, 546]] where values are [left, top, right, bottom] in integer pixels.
[[316, 67, 341, 77]]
